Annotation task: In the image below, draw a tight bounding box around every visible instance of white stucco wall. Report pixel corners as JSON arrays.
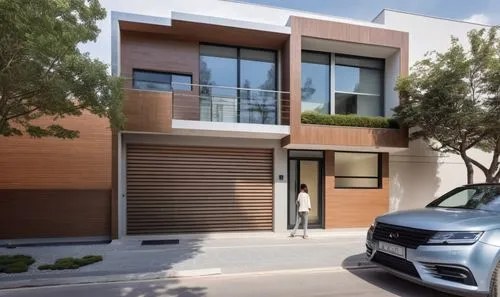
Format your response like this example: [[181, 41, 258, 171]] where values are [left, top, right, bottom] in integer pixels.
[[376, 10, 494, 210], [120, 134, 288, 236]]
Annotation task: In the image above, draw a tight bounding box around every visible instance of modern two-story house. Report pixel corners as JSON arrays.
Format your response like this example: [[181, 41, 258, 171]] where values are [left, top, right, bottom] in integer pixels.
[[0, 0, 493, 243]]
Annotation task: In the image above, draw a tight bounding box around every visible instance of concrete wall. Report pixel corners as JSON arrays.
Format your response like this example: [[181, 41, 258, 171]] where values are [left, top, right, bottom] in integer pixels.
[[120, 134, 288, 236], [377, 10, 494, 210]]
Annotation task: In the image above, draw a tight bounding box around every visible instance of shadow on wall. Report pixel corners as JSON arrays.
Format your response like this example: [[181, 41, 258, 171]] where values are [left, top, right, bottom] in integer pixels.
[[390, 139, 442, 211], [342, 254, 454, 297]]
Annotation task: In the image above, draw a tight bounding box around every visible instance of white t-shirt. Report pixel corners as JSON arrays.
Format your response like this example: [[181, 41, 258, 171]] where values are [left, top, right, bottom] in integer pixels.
[[297, 192, 311, 212]]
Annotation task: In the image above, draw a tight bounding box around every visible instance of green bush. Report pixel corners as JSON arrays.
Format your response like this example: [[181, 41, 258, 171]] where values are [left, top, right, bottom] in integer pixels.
[[0, 255, 35, 273], [301, 112, 400, 129], [38, 255, 103, 270], [4, 262, 29, 273]]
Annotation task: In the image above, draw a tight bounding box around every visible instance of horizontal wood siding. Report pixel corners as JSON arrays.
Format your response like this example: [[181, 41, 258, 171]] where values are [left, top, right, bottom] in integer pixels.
[[126, 145, 273, 234], [0, 112, 111, 189], [324, 151, 389, 228], [0, 189, 111, 239], [298, 124, 408, 148]]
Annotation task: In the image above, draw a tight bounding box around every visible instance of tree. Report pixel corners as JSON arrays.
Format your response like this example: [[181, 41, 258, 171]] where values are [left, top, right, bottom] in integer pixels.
[[394, 27, 500, 184], [0, 0, 124, 139]]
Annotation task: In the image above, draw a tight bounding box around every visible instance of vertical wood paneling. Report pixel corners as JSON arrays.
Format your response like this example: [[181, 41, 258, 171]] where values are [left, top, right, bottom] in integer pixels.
[[121, 30, 200, 121], [123, 89, 172, 133], [289, 18, 303, 142], [324, 151, 389, 228], [286, 16, 410, 148], [126, 145, 274, 234], [281, 39, 291, 125]]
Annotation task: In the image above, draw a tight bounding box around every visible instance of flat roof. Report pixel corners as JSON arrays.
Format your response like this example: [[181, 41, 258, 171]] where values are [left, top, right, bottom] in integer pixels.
[[374, 8, 493, 27]]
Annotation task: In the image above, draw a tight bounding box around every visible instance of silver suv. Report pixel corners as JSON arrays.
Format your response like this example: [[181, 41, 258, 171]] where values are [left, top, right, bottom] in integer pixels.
[[366, 183, 500, 297]]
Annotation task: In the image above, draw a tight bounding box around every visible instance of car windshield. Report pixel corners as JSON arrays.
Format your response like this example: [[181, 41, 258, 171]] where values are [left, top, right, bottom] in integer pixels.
[[427, 185, 500, 212]]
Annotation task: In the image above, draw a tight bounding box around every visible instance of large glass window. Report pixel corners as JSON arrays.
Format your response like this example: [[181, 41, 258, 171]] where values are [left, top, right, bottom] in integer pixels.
[[335, 55, 384, 117], [240, 49, 277, 124], [133, 70, 192, 92], [301, 51, 330, 114], [199, 45, 277, 124], [199, 45, 238, 122], [334, 152, 381, 188]]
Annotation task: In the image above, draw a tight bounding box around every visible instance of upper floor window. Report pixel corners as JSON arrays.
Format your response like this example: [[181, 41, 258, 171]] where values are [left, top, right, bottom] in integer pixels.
[[199, 44, 277, 124], [301, 51, 330, 114], [133, 69, 192, 92], [334, 55, 384, 117], [300, 52, 384, 117]]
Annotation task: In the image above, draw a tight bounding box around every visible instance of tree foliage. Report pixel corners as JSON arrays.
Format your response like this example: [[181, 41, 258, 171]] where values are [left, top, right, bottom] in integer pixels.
[[394, 27, 500, 183], [0, 0, 124, 138]]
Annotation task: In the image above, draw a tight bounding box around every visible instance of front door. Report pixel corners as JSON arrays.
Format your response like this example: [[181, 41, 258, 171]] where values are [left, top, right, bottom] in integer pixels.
[[288, 153, 324, 229]]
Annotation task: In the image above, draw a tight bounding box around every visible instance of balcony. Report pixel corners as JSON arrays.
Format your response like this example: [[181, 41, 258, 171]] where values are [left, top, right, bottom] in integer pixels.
[[122, 83, 290, 139], [283, 111, 408, 152]]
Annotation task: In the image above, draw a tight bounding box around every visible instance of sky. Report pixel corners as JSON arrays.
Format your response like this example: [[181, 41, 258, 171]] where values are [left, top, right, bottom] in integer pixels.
[[80, 0, 500, 71]]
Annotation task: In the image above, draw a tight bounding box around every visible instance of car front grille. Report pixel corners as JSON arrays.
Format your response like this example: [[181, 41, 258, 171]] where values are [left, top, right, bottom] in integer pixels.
[[422, 263, 477, 286], [373, 223, 436, 249], [372, 251, 420, 279]]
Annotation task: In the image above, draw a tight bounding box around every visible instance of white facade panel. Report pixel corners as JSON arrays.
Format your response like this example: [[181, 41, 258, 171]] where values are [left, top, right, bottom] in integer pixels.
[[379, 10, 494, 210]]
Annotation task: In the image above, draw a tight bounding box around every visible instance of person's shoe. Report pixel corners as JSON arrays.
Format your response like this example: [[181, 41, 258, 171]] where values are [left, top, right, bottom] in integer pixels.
[[289, 233, 295, 238], [303, 235, 308, 239]]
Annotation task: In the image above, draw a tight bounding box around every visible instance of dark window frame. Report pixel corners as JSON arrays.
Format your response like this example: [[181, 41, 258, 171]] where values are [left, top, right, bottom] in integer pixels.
[[334, 151, 382, 189], [199, 43, 278, 124], [334, 54, 385, 117], [287, 150, 325, 230], [132, 69, 193, 92]]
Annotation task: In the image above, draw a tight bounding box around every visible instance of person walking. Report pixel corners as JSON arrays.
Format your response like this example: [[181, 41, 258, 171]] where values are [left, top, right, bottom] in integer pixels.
[[290, 183, 311, 239]]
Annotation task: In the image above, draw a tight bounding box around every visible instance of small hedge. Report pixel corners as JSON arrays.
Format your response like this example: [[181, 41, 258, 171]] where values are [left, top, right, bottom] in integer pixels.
[[0, 255, 35, 273], [301, 112, 400, 129], [38, 255, 103, 270]]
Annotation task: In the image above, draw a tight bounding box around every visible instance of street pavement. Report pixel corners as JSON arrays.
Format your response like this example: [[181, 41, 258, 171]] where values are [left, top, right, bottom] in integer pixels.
[[0, 234, 370, 287], [0, 268, 455, 297]]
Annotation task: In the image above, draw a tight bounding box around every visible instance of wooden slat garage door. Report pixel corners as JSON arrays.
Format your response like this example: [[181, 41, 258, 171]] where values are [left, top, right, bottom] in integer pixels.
[[126, 144, 273, 234]]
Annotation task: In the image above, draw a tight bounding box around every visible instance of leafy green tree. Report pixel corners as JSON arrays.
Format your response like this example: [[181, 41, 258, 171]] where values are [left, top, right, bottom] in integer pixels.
[[0, 0, 124, 138], [395, 27, 500, 184]]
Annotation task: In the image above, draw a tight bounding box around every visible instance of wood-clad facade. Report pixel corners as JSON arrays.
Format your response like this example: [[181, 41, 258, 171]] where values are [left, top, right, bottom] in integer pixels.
[[0, 8, 410, 241], [0, 113, 112, 240]]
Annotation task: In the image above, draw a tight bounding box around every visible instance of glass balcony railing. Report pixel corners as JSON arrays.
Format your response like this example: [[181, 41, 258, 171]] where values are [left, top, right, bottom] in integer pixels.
[[122, 80, 288, 126], [169, 83, 288, 126]]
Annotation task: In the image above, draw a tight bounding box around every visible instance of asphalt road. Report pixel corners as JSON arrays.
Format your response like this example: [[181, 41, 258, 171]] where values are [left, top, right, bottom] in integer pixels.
[[0, 268, 455, 297]]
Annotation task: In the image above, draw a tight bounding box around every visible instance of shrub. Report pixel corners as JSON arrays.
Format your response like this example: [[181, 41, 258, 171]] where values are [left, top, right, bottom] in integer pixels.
[[38, 255, 103, 270], [4, 262, 29, 273], [301, 112, 400, 129], [0, 255, 35, 273]]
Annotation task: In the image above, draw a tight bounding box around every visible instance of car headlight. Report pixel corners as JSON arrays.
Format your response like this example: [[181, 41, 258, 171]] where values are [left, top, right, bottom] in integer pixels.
[[368, 221, 377, 232], [427, 232, 483, 245]]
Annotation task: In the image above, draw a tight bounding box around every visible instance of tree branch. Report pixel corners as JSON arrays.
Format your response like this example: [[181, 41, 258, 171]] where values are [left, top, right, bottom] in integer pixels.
[[5, 106, 40, 121], [468, 157, 489, 175]]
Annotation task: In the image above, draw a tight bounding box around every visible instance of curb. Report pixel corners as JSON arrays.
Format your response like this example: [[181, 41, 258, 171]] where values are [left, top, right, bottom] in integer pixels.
[[0, 268, 222, 290], [0, 264, 377, 290]]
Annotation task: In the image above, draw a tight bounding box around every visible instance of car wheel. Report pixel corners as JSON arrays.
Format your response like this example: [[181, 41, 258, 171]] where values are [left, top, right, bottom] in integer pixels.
[[491, 262, 500, 297]]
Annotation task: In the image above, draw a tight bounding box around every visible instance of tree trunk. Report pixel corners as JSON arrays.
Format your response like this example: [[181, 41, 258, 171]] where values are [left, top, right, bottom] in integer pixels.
[[460, 153, 475, 184], [465, 162, 474, 184]]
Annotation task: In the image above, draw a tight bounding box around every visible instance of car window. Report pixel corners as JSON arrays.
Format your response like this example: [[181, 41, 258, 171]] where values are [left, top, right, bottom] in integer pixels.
[[427, 185, 500, 212]]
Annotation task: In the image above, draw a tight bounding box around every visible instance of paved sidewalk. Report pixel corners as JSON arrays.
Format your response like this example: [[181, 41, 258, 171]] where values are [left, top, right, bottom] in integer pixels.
[[0, 231, 370, 289]]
